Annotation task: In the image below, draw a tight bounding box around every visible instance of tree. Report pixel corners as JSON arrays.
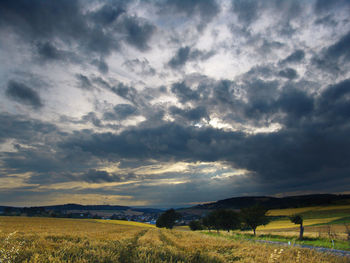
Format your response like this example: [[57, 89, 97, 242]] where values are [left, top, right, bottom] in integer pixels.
[[216, 209, 240, 232], [240, 205, 269, 236], [203, 210, 220, 232], [156, 209, 181, 229], [290, 214, 304, 240], [202, 215, 212, 232], [202, 209, 240, 233], [189, 220, 203, 231]]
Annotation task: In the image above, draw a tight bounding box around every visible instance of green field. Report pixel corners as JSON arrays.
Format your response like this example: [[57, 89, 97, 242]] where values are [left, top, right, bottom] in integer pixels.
[[1, 216, 348, 262]]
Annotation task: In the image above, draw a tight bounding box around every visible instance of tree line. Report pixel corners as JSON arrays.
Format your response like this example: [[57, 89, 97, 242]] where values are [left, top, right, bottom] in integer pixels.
[[156, 205, 269, 236], [156, 206, 306, 240]]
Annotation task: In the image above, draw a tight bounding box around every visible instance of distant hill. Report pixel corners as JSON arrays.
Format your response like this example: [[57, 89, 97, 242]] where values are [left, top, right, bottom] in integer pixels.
[[0, 203, 163, 219], [178, 194, 350, 216], [41, 204, 130, 211]]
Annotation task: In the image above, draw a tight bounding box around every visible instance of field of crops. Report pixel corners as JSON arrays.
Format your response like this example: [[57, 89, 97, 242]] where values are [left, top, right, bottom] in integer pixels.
[[257, 217, 342, 230], [0, 216, 349, 262], [249, 204, 350, 242], [94, 219, 156, 228], [267, 204, 350, 218]]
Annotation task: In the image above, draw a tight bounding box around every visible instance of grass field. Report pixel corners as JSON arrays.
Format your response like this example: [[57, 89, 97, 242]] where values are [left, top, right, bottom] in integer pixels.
[[94, 219, 156, 228], [1, 216, 349, 262]]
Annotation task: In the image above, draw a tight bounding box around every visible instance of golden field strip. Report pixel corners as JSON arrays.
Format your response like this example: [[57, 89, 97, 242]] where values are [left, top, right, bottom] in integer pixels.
[[0, 216, 349, 262], [257, 217, 342, 230], [267, 204, 350, 217], [94, 219, 156, 228]]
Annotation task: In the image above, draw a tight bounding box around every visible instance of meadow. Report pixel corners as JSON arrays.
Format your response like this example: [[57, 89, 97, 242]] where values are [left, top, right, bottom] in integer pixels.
[[0, 216, 349, 262]]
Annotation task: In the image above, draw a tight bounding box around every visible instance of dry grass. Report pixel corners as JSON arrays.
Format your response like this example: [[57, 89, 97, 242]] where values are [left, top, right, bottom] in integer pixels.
[[94, 219, 155, 228], [0, 216, 349, 263]]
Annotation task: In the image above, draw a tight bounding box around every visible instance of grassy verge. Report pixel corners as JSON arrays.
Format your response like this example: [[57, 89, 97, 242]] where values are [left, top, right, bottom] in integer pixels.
[[203, 231, 350, 251]]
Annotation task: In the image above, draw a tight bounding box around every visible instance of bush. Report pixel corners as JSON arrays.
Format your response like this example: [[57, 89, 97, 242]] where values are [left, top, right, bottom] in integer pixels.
[[189, 220, 203, 231]]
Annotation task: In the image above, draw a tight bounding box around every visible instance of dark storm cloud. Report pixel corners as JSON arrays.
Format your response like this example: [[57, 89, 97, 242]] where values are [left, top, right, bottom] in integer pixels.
[[35, 42, 80, 63], [36, 42, 62, 61], [76, 74, 93, 90], [103, 104, 139, 120], [59, 74, 350, 191], [312, 31, 350, 72], [117, 15, 156, 51], [325, 30, 350, 62], [314, 0, 350, 14], [171, 82, 200, 103], [317, 79, 350, 125], [81, 112, 102, 127], [110, 83, 139, 104], [276, 87, 314, 124], [84, 169, 114, 183], [168, 46, 214, 69], [159, 0, 220, 28], [169, 106, 209, 122], [280, 50, 305, 65], [92, 58, 109, 74], [89, 2, 126, 26], [0, 0, 156, 64], [5, 81, 43, 109], [231, 0, 303, 24], [93, 77, 140, 105], [278, 68, 298, 79], [232, 0, 259, 25], [0, 113, 59, 144]]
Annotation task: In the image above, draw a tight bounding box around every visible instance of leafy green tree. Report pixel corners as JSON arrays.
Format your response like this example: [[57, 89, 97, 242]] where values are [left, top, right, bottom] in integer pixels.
[[189, 220, 203, 231], [216, 209, 240, 232], [240, 205, 269, 236], [202, 209, 240, 233], [156, 209, 181, 229], [290, 214, 304, 240], [203, 210, 221, 232], [202, 215, 212, 232]]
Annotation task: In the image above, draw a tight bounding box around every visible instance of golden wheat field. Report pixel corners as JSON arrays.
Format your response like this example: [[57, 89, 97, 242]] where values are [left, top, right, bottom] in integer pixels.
[[0, 216, 349, 263], [266, 204, 350, 217]]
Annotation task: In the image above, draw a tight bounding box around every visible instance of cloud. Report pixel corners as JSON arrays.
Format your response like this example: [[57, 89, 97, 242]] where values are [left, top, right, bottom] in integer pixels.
[[84, 169, 114, 183], [0, 112, 58, 144], [278, 68, 298, 79], [5, 81, 43, 109], [123, 58, 156, 76], [158, 0, 220, 29], [169, 106, 209, 122], [280, 49, 305, 65], [325, 30, 350, 62], [171, 82, 200, 103], [232, 0, 260, 25], [117, 15, 156, 51], [92, 58, 109, 74], [76, 74, 93, 90], [168, 46, 214, 69], [312, 31, 350, 73], [103, 104, 139, 120]]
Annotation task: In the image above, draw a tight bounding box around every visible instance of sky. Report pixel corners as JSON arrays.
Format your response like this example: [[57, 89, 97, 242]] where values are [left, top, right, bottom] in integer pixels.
[[0, 0, 350, 208]]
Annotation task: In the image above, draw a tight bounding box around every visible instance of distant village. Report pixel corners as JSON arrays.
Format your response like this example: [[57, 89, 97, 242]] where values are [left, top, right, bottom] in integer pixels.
[[0, 206, 200, 225]]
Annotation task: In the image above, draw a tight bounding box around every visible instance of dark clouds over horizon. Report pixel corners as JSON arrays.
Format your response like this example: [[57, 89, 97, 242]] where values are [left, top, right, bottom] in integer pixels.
[[1, 0, 350, 208]]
